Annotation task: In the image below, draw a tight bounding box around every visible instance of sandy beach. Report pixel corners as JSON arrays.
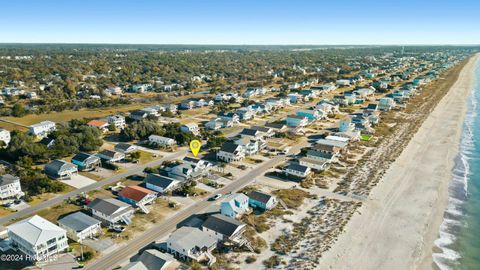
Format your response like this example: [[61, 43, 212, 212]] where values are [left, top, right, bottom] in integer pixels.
[[317, 54, 479, 270]]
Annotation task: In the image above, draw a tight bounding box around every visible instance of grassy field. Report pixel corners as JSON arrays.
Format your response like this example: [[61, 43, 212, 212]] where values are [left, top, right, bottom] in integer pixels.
[[0, 103, 151, 129]]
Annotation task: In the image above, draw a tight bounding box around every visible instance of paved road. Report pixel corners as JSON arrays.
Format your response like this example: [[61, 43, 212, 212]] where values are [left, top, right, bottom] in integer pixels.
[[0, 150, 188, 225], [86, 141, 308, 270]]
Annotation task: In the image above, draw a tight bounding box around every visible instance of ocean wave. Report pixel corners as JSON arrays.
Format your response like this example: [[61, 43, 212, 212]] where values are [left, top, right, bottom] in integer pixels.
[[432, 66, 479, 269]]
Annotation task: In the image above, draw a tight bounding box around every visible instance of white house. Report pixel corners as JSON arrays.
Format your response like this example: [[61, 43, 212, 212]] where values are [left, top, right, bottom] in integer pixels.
[[148, 135, 176, 146], [0, 174, 23, 200], [180, 123, 200, 136], [144, 174, 181, 193], [28, 121, 56, 138], [8, 215, 68, 261], [57, 212, 102, 242], [284, 163, 311, 178], [88, 198, 134, 225], [217, 142, 246, 162], [0, 129, 10, 146], [107, 115, 126, 130], [166, 227, 217, 266], [220, 193, 250, 218]]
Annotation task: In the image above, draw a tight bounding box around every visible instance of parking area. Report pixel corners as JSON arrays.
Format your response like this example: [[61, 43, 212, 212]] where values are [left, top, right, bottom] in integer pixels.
[[60, 174, 96, 189]]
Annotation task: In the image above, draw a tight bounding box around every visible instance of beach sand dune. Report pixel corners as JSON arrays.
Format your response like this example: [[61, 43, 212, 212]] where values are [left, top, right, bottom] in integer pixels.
[[317, 55, 479, 270]]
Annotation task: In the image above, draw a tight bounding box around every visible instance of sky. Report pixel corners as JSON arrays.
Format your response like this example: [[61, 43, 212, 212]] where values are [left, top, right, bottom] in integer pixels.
[[0, 0, 479, 45]]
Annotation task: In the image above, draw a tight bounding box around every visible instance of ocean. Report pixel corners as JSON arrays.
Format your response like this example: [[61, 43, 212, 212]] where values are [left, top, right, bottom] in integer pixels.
[[433, 59, 480, 270]]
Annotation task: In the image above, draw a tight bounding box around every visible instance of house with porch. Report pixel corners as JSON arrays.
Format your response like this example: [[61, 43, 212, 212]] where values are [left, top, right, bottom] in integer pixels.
[[220, 193, 250, 219], [72, 152, 101, 171], [247, 191, 278, 211], [57, 212, 102, 242], [44, 160, 78, 180], [166, 226, 217, 266], [217, 142, 246, 163], [144, 174, 182, 194], [88, 198, 134, 226], [118, 185, 157, 213]]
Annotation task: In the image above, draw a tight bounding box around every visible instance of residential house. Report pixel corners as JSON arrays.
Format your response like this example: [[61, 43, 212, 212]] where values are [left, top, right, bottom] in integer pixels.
[[311, 83, 336, 93], [336, 79, 351, 86], [129, 110, 149, 121], [28, 121, 56, 138], [251, 126, 275, 138], [88, 198, 134, 226], [122, 249, 177, 270], [180, 100, 196, 110], [299, 157, 329, 171], [0, 174, 23, 200], [235, 107, 255, 121], [220, 193, 250, 218], [316, 138, 348, 150], [149, 135, 176, 146], [378, 97, 396, 111], [115, 143, 138, 154], [339, 117, 355, 133], [233, 137, 259, 155], [38, 137, 55, 148], [87, 120, 109, 133], [205, 118, 233, 130], [8, 215, 68, 261], [182, 157, 212, 172], [287, 93, 303, 103], [315, 100, 339, 114], [0, 129, 10, 146], [107, 115, 126, 130], [296, 109, 325, 121], [218, 112, 240, 124], [104, 86, 123, 96], [96, 149, 125, 162], [71, 152, 101, 171], [165, 163, 204, 181], [57, 212, 102, 242], [202, 214, 247, 247], [283, 163, 311, 179], [353, 87, 375, 98], [44, 160, 78, 179], [144, 174, 181, 193], [118, 186, 157, 213], [180, 123, 200, 136], [217, 142, 245, 162], [166, 227, 217, 265], [247, 191, 277, 211], [286, 115, 308, 127], [160, 104, 178, 114]]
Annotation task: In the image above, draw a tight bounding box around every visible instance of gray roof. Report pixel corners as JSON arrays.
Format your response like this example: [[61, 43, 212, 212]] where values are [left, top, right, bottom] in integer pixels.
[[8, 215, 65, 246], [167, 227, 217, 251], [115, 143, 135, 152], [58, 212, 101, 232], [240, 128, 259, 137], [44, 160, 77, 176], [316, 139, 348, 148], [202, 214, 245, 237], [72, 152, 100, 163], [220, 142, 241, 153], [286, 163, 310, 173], [247, 191, 274, 204], [0, 174, 20, 186], [139, 249, 175, 270], [88, 198, 131, 216], [145, 174, 178, 189]]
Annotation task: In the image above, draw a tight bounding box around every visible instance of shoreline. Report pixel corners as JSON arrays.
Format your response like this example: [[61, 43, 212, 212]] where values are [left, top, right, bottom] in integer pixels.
[[317, 54, 479, 270]]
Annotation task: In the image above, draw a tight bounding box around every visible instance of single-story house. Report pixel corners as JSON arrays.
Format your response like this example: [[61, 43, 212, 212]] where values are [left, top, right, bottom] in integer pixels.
[[87, 120, 109, 133], [247, 191, 277, 211], [144, 174, 182, 193], [299, 157, 329, 171], [149, 135, 176, 146], [44, 160, 78, 180], [283, 163, 311, 179], [57, 211, 102, 242], [114, 143, 138, 154], [96, 149, 125, 162]]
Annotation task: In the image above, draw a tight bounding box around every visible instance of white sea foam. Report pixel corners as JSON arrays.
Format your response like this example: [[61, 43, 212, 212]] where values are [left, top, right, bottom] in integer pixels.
[[432, 64, 479, 269]]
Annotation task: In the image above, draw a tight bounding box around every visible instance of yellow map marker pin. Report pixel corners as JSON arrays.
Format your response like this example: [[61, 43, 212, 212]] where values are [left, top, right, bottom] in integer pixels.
[[189, 140, 201, 157]]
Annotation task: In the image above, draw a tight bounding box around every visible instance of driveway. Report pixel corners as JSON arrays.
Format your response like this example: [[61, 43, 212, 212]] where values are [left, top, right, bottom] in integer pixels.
[[40, 253, 78, 270], [61, 174, 97, 189]]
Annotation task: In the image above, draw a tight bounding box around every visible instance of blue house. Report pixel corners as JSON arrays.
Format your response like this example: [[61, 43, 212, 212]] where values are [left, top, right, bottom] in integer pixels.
[[247, 191, 277, 211], [286, 115, 308, 127], [220, 193, 250, 218], [295, 109, 323, 121], [71, 152, 101, 171]]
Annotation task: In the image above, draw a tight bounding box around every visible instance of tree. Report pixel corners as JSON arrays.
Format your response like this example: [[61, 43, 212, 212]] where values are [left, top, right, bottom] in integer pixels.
[[108, 123, 116, 132], [11, 104, 27, 117], [130, 151, 141, 161]]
